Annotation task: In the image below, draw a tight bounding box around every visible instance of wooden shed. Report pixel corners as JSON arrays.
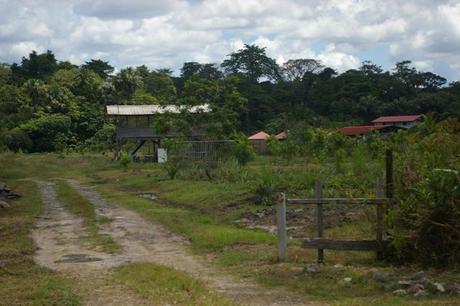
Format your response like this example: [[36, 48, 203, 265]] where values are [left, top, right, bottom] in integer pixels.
[[106, 104, 210, 161]]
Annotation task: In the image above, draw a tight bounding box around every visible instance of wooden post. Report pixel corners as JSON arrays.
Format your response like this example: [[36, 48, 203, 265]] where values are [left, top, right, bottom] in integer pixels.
[[385, 149, 393, 200], [375, 177, 384, 260], [315, 181, 324, 263], [277, 193, 287, 262]]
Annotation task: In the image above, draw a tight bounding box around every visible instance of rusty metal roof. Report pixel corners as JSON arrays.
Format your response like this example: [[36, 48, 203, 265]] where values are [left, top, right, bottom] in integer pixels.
[[106, 104, 211, 116], [340, 125, 391, 136], [371, 115, 421, 123]]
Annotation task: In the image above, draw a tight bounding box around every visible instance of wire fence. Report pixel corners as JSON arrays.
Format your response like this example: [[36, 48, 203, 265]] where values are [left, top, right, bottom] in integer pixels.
[[166, 140, 236, 164]]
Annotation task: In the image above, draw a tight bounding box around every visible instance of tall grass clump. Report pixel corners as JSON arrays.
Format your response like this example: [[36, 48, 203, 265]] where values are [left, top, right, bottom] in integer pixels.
[[251, 167, 288, 205], [387, 118, 460, 268]]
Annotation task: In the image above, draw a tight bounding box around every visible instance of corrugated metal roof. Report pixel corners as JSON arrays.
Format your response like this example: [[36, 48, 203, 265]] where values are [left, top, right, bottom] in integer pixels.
[[340, 125, 390, 136], [106, 104, 211, 115], [248, 131, 270, 140], [371, 115, 421, 123]]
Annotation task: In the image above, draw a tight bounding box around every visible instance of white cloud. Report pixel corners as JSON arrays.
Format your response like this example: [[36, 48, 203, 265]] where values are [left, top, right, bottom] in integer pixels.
[[0, 0, 459, 79]]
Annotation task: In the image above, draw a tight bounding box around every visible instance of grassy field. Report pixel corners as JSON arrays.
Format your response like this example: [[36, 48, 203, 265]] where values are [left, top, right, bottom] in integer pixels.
[[1, 152, 459, 305]]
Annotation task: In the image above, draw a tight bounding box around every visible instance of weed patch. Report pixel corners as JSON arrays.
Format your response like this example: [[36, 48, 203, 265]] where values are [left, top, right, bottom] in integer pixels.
[[55, 180, 120, 253], [112, 262, 233, 306]]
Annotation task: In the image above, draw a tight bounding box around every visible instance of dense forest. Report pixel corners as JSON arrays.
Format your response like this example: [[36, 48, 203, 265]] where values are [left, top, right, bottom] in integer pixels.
[[0, 45, 459, 152]]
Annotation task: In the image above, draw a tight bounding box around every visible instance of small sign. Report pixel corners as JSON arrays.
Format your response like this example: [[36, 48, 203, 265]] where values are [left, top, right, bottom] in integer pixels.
[[157, 148, 167, 163]]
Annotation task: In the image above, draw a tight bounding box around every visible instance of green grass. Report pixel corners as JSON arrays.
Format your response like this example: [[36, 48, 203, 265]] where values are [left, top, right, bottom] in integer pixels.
[[0, 180, 80, 305], [1, 153, 459, 305], [98, 187, 275, 253], [55, 180, 120, 253], [112, 262, 234, 305]]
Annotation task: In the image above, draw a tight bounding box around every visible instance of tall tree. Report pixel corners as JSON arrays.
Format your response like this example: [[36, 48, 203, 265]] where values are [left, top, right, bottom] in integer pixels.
[[135, 66, 177, 103], [81, 59, 114, 79], [11, 50, 58, 82], [0, 64, 12, 86], [416, 72, 446, 91], [281, 59, 324, 82], [221, 44, 280, 83], [113, 67, 143, 101], [181, 62, 223, 81], [392, 61, 418, 88]]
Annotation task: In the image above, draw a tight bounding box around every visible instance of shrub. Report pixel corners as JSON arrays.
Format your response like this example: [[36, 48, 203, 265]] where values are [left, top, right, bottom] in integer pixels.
[[334, 148, 347, 173], [252, 168, 285, 205], [19, 113, 72, 152], [233, 134, 254, 166], [387, 118, 460, 267], [2, 128, 33, 152], [266, 135, 280, 155], [119, 153, 131, 171], [162, 156, 183, 180], [216, 158, 251, 183]]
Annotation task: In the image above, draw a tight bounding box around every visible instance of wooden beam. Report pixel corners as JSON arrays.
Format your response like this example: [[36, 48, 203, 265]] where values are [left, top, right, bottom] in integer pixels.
[[287, 198, 388, 205], [303, 238, 389, 251]]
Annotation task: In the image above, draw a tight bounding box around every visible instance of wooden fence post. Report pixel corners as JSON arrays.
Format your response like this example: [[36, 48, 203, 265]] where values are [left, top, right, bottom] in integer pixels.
[[315, 181, 324, 264], [385, 149, 393, 200], [375, 177, 384, 260], [277, 193, 287, 262]]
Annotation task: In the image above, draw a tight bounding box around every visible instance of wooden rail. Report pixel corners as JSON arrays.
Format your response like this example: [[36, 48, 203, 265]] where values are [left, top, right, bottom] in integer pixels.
[[277, 177, 388, 263], [303, 238, 389, 251], [287, 198, 388, 205]]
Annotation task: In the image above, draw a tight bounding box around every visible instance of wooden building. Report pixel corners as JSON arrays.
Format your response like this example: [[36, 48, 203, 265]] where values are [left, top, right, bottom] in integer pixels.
[[340, 125, 396, 137], [341, 114, 422, 137], [106, 104, 210, 161], [371, 115, 422, 129]]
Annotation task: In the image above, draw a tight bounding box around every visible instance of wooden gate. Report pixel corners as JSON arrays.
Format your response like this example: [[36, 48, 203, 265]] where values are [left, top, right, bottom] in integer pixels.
[[277, 177, 389, 263]]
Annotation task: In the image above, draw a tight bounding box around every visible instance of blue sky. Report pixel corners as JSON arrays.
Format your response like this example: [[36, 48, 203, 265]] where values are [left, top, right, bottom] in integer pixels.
[[1, 0, 460, 81]]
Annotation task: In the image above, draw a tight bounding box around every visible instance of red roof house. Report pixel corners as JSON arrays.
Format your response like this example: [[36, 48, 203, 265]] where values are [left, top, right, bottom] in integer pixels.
[[340, 125, 392, 136], [371, 115, 422, 128], [248, 131, 270, 141], [275, 131, 287, 140]]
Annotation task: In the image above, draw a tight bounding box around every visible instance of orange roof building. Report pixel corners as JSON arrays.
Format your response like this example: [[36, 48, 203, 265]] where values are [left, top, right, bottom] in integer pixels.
[[248, 131, 270, 141], [275, 131, 287, 140]]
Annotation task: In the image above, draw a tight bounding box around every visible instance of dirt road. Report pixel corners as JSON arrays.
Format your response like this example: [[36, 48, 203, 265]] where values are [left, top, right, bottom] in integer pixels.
[[32, 180, 314, 306]]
